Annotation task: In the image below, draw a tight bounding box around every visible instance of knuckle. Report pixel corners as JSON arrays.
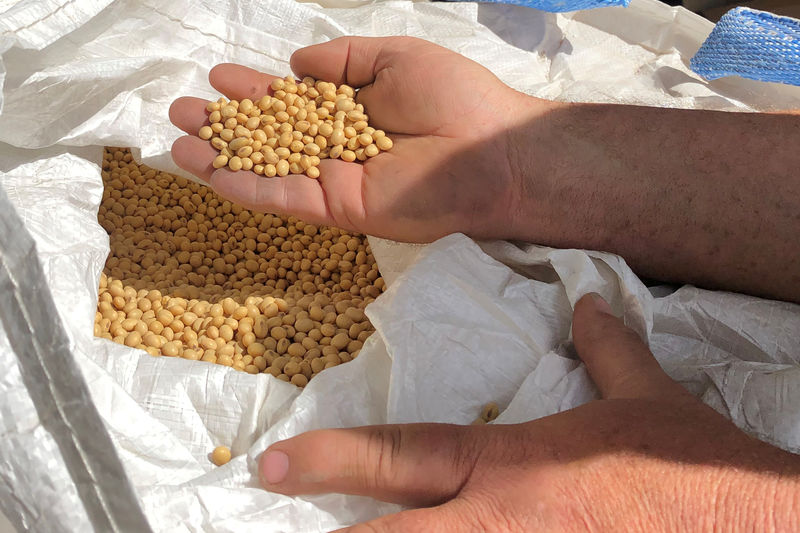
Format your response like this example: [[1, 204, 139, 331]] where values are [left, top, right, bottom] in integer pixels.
[[617, 323, 648, 347], [470, 426, 529, 466], [448, 426, 482, 478], [359, 426, 404, 490]]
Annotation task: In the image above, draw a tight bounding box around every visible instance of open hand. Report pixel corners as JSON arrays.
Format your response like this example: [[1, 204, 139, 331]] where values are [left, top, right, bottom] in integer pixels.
[[170, 37, 545, 242]]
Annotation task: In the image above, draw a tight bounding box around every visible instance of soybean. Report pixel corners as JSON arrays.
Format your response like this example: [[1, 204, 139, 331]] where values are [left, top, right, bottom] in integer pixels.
[[200, 76, 392, 179], [211, 445, 232, 466], [95, 147, 385, 387]]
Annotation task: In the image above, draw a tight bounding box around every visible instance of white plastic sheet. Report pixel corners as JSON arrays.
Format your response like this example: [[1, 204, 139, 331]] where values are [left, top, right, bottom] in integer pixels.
[[2, 0, 800, 531]]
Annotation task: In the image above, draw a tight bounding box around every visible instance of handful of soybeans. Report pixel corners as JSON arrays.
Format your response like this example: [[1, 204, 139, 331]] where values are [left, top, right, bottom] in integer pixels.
[[200, 76, 393, 179]]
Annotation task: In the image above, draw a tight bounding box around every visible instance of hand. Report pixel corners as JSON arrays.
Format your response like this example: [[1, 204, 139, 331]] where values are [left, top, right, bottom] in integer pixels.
[[257, 294, 800, 532], [170, 37, 549, 242]]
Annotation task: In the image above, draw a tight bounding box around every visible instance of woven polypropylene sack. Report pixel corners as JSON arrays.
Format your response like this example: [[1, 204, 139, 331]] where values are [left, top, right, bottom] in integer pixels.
[[691, 7, 800, 85]]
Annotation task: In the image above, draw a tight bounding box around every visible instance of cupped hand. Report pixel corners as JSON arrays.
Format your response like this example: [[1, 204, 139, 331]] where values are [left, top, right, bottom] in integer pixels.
[[170, 37, 544, 242], [256, 294, 800, 532]]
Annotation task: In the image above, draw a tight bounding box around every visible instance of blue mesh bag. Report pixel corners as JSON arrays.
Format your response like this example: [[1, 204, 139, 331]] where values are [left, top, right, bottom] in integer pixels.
[[691, 7, 800, 86], [438, 0, 628, 13], [440, 0, 797, 85]]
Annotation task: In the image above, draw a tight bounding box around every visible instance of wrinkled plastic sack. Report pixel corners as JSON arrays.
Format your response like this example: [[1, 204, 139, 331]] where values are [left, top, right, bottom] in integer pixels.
[[2, 0, 800, 531]]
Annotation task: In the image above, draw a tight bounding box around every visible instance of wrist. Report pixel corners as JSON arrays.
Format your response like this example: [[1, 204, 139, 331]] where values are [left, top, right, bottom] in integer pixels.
[[498, 98, 637, 252], [712, 465, 800, 532], [499, 94, 579, 244], [670, 438, 800, 533], [576, 444, 800, 532]]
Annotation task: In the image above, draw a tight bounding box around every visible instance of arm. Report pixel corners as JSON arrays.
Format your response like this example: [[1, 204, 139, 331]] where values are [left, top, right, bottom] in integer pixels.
[[257, 295, 800, 532], [167, 38, 800, 531], [507, 101, 800, 302], [169, 36, 800, 302]]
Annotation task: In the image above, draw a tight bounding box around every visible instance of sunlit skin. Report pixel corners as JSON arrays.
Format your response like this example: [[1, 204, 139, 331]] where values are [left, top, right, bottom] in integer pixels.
[[170, 37, 538, 243], [253, 295, 800, 532], [170, 36, 800, 531], [172, 37, 800, 303]]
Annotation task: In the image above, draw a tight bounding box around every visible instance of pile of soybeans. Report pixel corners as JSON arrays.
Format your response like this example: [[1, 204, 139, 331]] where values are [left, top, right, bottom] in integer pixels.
[[94, 147, 385, 386], [202, 75, 393, 178]]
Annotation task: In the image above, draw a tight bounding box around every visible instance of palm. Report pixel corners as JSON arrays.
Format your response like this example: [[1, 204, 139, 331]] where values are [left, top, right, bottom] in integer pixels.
[[170, 37, 522, 242]]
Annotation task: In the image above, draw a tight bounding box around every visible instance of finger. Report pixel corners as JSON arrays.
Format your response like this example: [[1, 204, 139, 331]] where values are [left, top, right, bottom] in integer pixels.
[[207, 158, 366, 230], [334, 504, 463, 533], [209, 63, 280, 101], [572, 293, 686, 401], [259, 424, 479, 507], [169, 96, 209, 135], [171, 135, 218, 182], [290, 36, 423, 88], [208, 167, 333, 225]]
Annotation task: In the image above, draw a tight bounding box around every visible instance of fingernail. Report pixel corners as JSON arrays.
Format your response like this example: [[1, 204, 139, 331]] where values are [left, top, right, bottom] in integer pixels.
[[589, 293, 614, 315], [260, 450, 289, 485]]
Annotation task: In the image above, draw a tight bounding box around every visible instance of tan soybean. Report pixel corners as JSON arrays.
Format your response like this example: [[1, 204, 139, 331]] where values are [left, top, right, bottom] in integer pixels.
[[200, 76, 392, 179], [471, 402, 501, 425], [211, 445, 232, 466], [95, 147, 383, 386]]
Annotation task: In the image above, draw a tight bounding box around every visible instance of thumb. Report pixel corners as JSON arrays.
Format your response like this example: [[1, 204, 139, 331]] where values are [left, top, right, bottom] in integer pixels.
[[572, 293, 686, 400], [258, 423, 479, 506]]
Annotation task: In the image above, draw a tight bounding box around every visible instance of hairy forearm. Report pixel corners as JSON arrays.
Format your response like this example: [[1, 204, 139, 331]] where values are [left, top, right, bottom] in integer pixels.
[[508, 98, 800, 302]]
